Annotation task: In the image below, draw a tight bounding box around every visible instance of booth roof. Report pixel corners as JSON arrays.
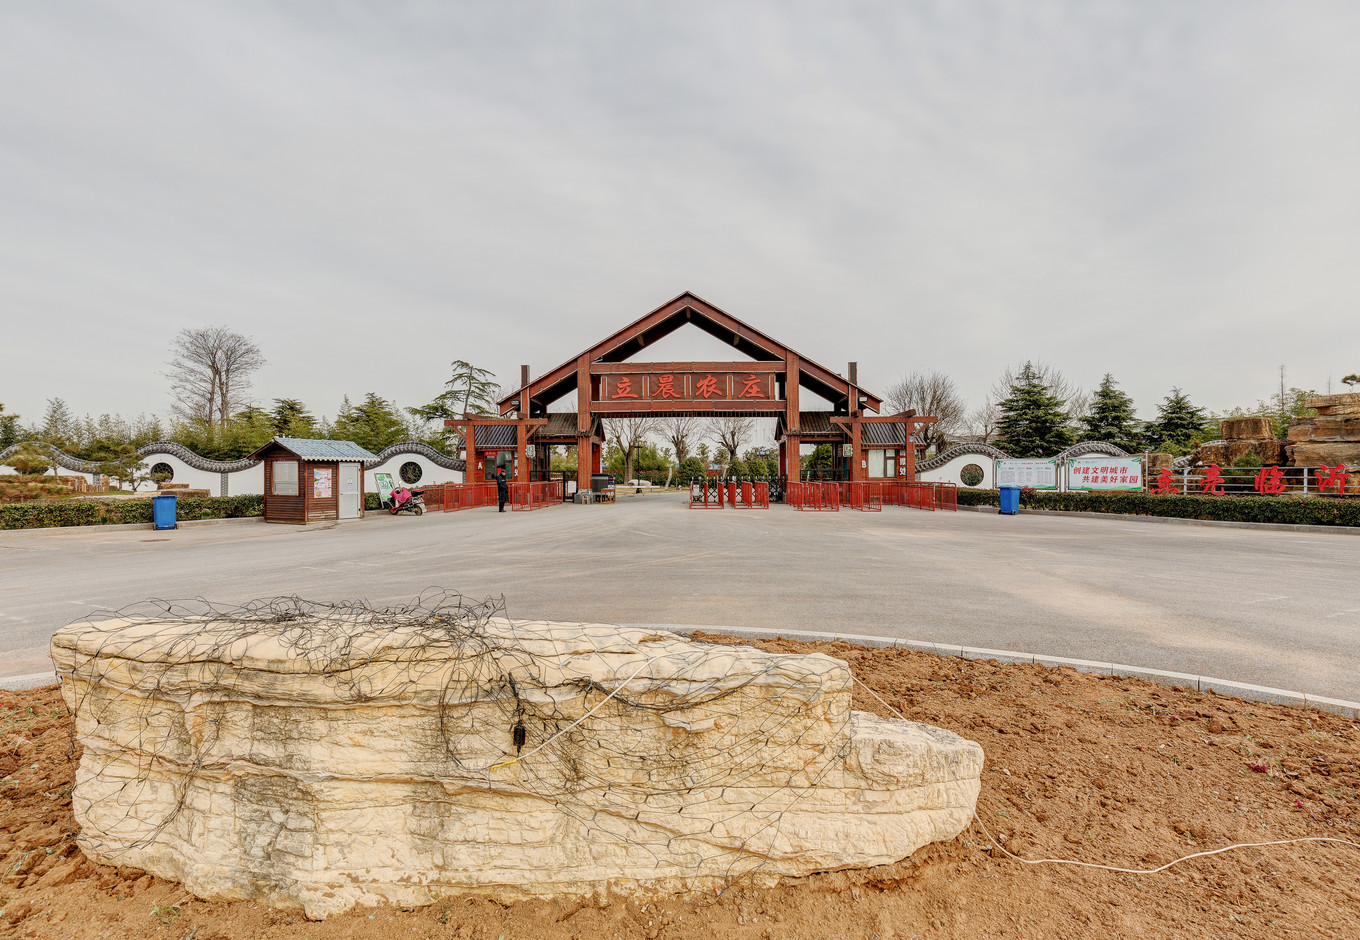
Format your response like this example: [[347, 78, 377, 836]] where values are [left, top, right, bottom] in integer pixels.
[[249, 437, 380, 462]]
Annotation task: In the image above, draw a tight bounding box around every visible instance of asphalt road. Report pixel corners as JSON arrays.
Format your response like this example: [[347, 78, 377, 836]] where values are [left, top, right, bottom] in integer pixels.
[[2, 494, 1358, 700]]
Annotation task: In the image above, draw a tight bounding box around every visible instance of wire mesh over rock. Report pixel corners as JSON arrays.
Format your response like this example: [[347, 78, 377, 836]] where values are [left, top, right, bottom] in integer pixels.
[[52, 594, 983, 918]]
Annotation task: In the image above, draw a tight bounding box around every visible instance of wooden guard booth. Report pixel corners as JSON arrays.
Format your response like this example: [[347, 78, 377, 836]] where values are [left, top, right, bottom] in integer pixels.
[[250, 437, 377, 525], [460, 291, 938, 492]]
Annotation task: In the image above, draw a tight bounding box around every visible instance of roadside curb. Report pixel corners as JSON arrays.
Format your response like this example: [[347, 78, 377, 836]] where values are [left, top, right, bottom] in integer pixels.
[[0, 516, 267, 538], [955, 503, 1360, 535], [639, 624, 1360, 720], [0, 672, 59, 692]]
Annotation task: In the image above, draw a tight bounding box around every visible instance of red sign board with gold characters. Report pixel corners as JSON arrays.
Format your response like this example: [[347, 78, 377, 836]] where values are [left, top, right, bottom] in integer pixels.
[[597, 372, 778, 403]]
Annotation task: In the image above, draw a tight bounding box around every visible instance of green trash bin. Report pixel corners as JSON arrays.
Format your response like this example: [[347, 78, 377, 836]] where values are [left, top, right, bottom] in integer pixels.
[[153, 494, 178, 530]]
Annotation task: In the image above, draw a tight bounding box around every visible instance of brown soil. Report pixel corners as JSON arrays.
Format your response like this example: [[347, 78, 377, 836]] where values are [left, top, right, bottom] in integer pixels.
[[2, 636, 1358, 940]]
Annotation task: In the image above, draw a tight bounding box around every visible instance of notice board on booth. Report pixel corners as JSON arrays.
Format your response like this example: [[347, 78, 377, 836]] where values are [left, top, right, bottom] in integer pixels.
[[313, 467, 333, 499], [995, 459, 1058, 490]]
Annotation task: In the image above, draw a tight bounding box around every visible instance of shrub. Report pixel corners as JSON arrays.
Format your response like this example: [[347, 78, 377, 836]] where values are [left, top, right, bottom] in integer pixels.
[[955, 488, 1360, 526], [0, 494, 264, 530]]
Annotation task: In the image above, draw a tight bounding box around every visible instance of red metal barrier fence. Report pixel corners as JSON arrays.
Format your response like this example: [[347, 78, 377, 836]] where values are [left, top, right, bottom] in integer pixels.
[[786, 481, 957, 512], [788, 481, 840, 511], [421, 482, 541, 513], [510, 481, 563, 511], [689, 478, 724, 509], [836, 482, 883, 511]]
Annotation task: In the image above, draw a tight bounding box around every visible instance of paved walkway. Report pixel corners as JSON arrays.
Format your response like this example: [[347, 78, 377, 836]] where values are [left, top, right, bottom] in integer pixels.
[[2, 494, 1357, 700]]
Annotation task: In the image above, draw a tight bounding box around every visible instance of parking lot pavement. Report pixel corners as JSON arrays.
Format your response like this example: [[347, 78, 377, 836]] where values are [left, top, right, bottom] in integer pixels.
[[3, 493, 1358, 700]]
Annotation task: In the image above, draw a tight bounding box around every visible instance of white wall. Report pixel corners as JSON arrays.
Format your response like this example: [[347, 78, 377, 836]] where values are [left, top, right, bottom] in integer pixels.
[[919, 452, 995, 489], [138, 453, 222, 494], [366, 454, 463, 492]]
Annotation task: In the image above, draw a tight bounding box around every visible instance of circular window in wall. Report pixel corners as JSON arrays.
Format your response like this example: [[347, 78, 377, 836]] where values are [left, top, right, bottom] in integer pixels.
[[399, 461, 423, 485], [960, 463, 984, 487], [150, 462, 174, 483]]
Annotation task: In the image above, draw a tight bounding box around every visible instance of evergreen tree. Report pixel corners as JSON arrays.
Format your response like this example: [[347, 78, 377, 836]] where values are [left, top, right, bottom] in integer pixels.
[[1148, 387, 1209, 452], [409, 359, 500, 447], [270, 399, 317, 437], [334, 393, 407, 452], [995, 362, 1076, 457], [676, 456, 705, 482], [39, 398, 81, 452], [1081, 373, 1141, 450], [0, 403, 20, 450]]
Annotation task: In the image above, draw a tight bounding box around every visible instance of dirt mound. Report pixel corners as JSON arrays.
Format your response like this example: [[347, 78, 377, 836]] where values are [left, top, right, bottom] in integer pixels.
[[2, 637, 1357, 939]]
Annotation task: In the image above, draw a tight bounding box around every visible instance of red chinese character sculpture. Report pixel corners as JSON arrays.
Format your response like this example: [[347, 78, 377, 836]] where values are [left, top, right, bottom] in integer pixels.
[[739, 374, 766, 399], [695, 374, 720, 399], [654, 375, 680, 399], [611, 377, 639, 400], [1315, 464, 1351, 495], [1253, 466, 1286, 495], [1200, 465, 1225, 496], [1151, 468, 1177, 494]]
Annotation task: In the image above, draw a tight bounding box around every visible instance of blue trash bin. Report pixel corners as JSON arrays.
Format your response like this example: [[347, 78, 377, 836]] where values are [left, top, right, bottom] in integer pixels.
[[998, 486, 1020, 515], [153, 494, 178, 530]]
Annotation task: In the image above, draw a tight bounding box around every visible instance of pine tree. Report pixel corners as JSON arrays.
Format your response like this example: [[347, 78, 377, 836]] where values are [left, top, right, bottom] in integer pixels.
[[408, 360, 500, 447], [1149, 388, 1208, 452], [1081, 373, 1141, 450], [270, 399, 317, 437], [334, 393, 407, 452], [995, 362, 1076, 457], [0, 403, 20, 450], [39, 398, 81, 451]]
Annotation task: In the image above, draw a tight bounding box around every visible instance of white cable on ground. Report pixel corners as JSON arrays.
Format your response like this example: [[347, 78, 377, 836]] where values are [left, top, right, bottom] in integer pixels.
[[850, 674, 1360, 874]]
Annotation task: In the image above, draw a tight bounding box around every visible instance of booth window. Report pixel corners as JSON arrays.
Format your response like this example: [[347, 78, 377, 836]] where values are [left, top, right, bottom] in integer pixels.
[[868, 449, 899, 478], [273, 460, 299, 496]]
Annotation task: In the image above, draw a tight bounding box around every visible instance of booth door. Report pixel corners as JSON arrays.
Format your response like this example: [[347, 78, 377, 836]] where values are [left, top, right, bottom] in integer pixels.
[[338, 463, 361, 519]]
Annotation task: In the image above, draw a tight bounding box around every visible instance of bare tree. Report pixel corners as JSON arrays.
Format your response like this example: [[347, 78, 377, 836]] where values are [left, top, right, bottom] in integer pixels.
[[603, 416, 658, 483], [710, 414, 755, 464], [165, 327, 266, 429], [658, 415, 703, 464], [969, 397, 1000, 444], [885, 371, 966, 453]]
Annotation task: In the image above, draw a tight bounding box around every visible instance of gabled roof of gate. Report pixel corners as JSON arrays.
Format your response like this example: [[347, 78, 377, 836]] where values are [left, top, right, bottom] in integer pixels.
[[498, 292, 882, 414]]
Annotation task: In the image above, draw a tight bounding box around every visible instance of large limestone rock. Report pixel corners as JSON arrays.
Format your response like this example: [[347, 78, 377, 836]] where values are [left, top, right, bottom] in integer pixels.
[[1220, 417, 1274, 441], [53, 609, 983, 918], [1195, 439, 1286, 467], [1286, 394, 1360, 480], [1304, 392, 1360, 416]]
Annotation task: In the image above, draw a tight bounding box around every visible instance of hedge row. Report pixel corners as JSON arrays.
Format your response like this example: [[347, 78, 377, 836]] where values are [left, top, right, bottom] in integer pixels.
[[956, 488, 1360, 526], [0, 494, 265, 530]]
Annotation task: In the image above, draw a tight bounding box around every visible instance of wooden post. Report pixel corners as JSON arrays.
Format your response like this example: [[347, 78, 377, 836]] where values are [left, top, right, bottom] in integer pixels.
[[785, 353, 800, 481], [577, 354, 593, 497], [515, 417, 528, 484], [850, 412, 864, 482]]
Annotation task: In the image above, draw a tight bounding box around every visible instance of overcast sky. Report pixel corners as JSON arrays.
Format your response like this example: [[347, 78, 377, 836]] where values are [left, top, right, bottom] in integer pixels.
[[3, 1, 1358, 432]]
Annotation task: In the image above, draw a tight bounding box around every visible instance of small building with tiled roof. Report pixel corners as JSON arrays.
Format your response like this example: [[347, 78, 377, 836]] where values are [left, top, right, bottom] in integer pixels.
[[247, 437, 378, 524]]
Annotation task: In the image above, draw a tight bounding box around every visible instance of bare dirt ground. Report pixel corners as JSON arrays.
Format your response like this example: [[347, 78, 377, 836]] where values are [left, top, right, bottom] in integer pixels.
[[1, 636, 1357, 940]]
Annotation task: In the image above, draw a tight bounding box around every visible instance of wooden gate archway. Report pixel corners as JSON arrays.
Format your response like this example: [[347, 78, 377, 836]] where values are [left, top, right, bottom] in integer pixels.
[[447, 292, 936, 493]]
